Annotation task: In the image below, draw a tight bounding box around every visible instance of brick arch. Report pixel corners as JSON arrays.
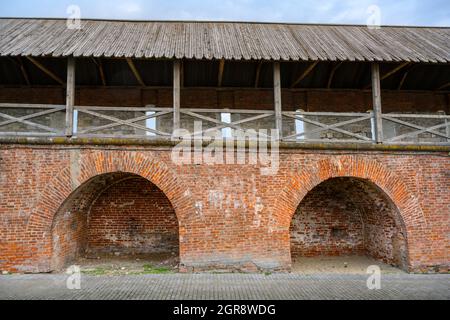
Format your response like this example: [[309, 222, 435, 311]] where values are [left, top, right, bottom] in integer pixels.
[[26, 151, 193, 272], [272, 155, 427, 270]]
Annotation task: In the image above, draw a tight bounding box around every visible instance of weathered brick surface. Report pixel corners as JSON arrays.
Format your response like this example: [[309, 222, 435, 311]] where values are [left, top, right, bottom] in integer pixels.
[[87, 176, 179, 255], [290, 178, 408, 269], [0, 145, 448, 273]]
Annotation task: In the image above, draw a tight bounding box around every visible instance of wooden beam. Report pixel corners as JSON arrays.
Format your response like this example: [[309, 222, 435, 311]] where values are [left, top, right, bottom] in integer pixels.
[[291, 61, 319, 88], [17, 58, 31, 86], [381, 62, 410, 81], [26, 56, 64, 85], [436, 82, 450, 91], [397, 71, 409, 90], [173, 60, 181, 136], [365, 62, 410, 89], [92, 58, 106, 86], [255, 61, 263, 88], [327, 62, 343, 89], [7, 57, 31, 85], [65, 57, 76, 137], [218, 59, 225, 87], [126, 58, 145, 87], [273, 62, 283, 135], [371, 63, 383, 143], [7, 57, 31, 86]]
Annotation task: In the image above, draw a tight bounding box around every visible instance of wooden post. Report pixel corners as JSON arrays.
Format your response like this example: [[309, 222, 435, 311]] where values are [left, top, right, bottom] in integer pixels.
[[173, 60, 181, 137], [65, 57, 76, 137], [273, 62, 283, 138], [371, 63, 383, 143]]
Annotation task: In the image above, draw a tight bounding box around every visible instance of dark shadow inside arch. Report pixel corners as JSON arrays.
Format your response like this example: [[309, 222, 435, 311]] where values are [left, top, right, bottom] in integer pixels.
[[290, 177, 410, 273], [50, 172, 180, 272]]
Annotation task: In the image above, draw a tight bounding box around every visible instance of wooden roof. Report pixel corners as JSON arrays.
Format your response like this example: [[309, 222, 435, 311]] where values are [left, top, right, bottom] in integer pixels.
[[0, 18, 449, 63]]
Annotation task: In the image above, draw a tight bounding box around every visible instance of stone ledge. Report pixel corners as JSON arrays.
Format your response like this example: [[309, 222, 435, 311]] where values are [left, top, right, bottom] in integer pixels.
[[0, 136, 449, 153]]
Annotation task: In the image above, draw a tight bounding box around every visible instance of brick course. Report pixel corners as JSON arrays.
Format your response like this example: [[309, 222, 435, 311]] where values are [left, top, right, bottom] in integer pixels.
[[0, 145, 448, 273]]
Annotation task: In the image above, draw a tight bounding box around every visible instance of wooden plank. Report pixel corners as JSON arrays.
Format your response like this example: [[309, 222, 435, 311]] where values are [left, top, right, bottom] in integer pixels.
[[0, 103, 65, 109], [79, 109, 171, 136], [93, 58, 106, 86], [173, 60, 181, 135], [218, 59, 225, 87], [398, 71, 408, 90], [78, 111, 172, 135], [0, 107, 65, 127], [284, 111, 369, 117], [77, 109, 169, 136], [283, 113, 371, 141], [371, 63, 383, 143], [126, 58, 145, 87], [382, 115, 448, 139], [180, 108, 274, 114], [273, 62, 283, 134], [388, 122, 449, 142], [291, 61, 319, 88], [436, 82, 450, 91], [254, 61, 263, 88], [78, 106, 161, 112], [0, 112, 60, 133], [26, 56, 65, 85], [17, 57, 31, 86], [365, 62, 410, 89], [327, 62, 343, 89], [7, 57, 31, 85], [65, 57, 76, 136], [381, 62, 410, 81]]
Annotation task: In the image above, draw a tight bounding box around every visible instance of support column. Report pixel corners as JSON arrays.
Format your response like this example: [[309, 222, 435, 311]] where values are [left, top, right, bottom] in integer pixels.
[[371, 63, 383, 144], [173, 60, 181, 137], [65, 57, 75, 137], [273, 62, 283, 139]]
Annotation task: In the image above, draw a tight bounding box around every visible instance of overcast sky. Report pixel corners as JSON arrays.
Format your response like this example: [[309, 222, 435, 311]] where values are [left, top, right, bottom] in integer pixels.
[[1, 0, 449, 26]]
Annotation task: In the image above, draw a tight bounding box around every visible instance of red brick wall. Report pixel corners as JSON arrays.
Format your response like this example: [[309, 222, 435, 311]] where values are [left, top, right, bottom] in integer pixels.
[[0, 146, 448, 273], [87, 177, 179, 255], [290, 179, 365, 257], [290, 178, 408, 269], [50, 173, 178, 270], [0, 87, 448, 113]]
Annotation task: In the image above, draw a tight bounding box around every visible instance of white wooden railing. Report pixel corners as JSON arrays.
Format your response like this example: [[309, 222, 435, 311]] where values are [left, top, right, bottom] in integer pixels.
[[0, 103, 449, 146]]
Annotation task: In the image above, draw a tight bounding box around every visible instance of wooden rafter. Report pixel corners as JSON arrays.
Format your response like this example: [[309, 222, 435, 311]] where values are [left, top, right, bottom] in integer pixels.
[[436, 82, 450, 91], [397, 71, 409, 90], [7, 57, 31, 85], [255, 61, 263, 88], [218, 59, 225, 87], [291, 61, 319, 88], [327, 62, 343, 89], [92, 58, 106, 86], [365, 62, 410, 89], [126, 58, 145, 87], [26, 56, 64, 85]]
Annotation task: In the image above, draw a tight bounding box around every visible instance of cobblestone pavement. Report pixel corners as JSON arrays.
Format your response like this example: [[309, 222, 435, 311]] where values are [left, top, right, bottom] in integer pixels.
[[0, 274, 448, 300]]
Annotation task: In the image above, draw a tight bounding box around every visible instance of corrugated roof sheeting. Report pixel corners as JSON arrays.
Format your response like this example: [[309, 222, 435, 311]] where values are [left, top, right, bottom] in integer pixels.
[[0, 18, 449, 63]]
